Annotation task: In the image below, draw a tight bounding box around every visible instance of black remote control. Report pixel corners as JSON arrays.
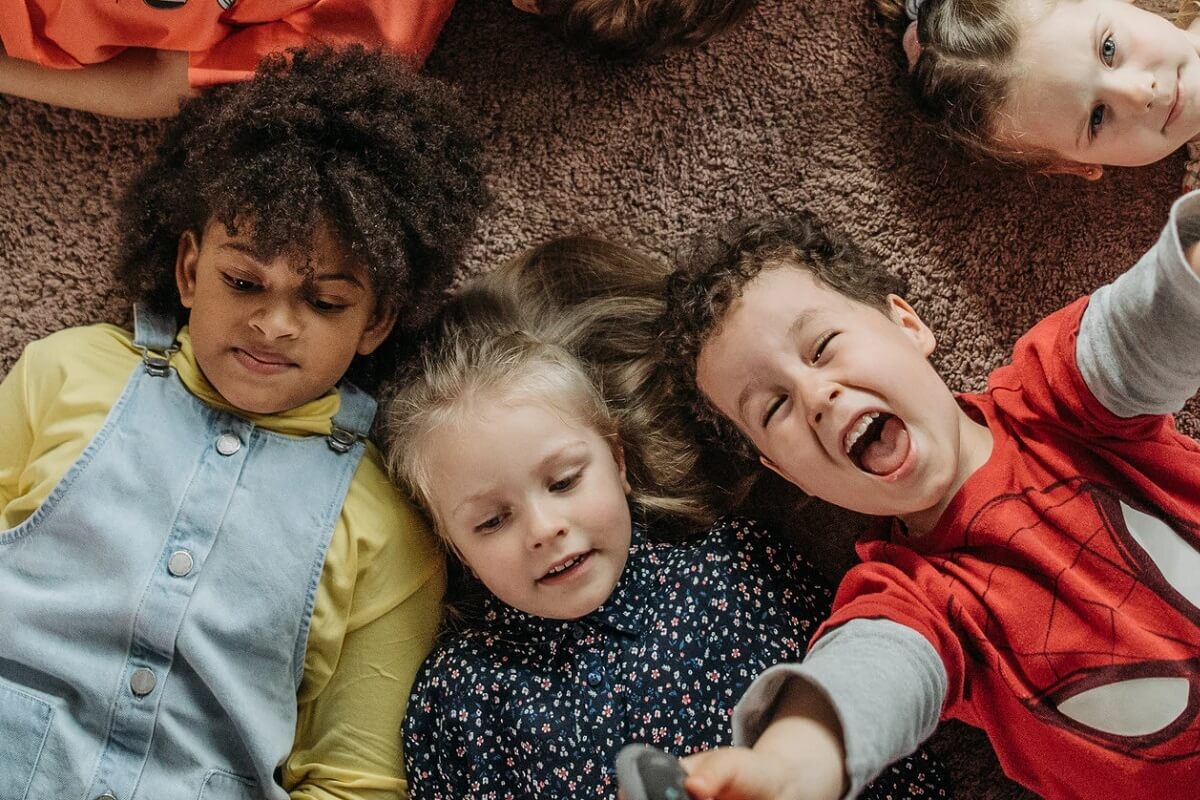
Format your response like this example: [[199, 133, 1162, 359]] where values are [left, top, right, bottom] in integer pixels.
[[616, 744, 692, 800]]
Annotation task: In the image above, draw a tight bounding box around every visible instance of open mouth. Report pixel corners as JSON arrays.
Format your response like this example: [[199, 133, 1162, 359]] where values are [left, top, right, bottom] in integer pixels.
[[843, 411, 910, 476], [539, 550, 593, 584]]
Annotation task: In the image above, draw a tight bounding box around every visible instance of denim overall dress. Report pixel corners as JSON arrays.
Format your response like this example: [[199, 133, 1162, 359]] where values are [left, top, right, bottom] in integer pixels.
[[0, 307, 376, 800]]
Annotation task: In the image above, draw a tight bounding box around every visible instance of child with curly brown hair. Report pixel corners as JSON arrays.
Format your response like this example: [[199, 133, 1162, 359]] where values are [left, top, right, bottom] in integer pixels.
[[0, 45, 486, 799], [658, 194, 1200, 800]]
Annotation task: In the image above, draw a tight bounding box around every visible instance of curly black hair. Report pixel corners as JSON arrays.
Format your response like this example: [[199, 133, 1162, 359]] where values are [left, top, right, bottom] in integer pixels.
[[660, 212, 907, 464], [537, 0, 757, 60], [115, 45, 488, 390]]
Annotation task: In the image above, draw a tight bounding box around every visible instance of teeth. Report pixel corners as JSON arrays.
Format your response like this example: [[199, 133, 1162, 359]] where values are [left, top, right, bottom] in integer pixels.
[[546, 554, 584, 576], [844, 412, 880, 456]]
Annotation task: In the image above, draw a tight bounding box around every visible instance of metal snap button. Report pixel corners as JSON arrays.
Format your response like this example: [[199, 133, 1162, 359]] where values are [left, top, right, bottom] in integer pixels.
[[215, 433, 241, 456], [586, 671, 603, 687], [95, 794, 117, 800], [130, 668, 157, 697], [167, 550, 194, 577]]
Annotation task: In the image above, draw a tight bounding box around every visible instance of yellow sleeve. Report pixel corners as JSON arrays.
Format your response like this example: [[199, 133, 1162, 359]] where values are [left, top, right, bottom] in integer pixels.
[[0, 345, 36, 514], [0, 325, 136, 529], [284, 445, 446, 800]]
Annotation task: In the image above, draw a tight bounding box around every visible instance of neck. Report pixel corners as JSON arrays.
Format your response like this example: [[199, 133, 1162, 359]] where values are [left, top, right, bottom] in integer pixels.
[[899, 407, 993, 538]]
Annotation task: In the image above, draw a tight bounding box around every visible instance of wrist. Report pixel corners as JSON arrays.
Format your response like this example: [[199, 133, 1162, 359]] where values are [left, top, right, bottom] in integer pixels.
[[753, 678, 848, 800]]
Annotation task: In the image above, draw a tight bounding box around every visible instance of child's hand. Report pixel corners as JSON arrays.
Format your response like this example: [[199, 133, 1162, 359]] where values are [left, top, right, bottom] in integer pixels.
[[681, 746, 815, 800], [1187, 239, 1200, 277]]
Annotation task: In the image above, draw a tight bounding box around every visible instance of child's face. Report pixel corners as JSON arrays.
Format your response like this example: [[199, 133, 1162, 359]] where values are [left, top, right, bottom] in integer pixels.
[[422, 392, 634, 620], [694, 267, 972, 520], [995, 0, 1200, 171], [176, 219, 397, 415]]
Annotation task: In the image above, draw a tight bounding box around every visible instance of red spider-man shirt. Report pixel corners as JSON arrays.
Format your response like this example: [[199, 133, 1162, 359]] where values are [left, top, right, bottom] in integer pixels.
[[819, 297, 1200, 799]]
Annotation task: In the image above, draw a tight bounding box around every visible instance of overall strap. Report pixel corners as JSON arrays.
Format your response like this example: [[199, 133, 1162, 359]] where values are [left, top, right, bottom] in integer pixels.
[[132, 304, 181, 377], [327, 381, 377, 454]]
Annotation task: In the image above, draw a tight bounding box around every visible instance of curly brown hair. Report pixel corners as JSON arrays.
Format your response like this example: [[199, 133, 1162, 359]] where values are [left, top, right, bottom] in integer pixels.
[[537, 0, 757, 59], [115, 45, 488, 390], [660, 213, 907, 465]]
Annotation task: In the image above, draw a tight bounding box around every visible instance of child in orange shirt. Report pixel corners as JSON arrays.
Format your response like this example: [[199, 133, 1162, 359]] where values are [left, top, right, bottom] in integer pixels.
[[0, 0, 455, 117]]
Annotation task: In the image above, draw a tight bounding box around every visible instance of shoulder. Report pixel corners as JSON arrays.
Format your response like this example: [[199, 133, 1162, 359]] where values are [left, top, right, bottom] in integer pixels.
[[645, 517, 831, 605], [19, 323, 137, 377], [340, 443, 445, 608], [13, 324, 138, 408], [405, 627, 515, 724]]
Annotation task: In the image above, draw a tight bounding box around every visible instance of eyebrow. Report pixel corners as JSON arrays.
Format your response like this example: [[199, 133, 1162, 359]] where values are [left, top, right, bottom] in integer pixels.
[[450, 441, 589, 516], [1075, 14, 1104, 152], [218, 242, 365, 290]]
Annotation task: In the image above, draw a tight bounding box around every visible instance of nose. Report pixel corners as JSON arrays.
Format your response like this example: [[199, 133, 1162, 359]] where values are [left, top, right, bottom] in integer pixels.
[[804, 377, 841, 428], [525, 499, 567, 550], [1110, 70, 1158, 112], [250, 301, 301, 340]]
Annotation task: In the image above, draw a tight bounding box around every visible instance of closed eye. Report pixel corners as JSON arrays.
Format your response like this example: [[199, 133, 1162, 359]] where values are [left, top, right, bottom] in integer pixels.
[[762, 395, 786, 428], [812, 331, 837, 362], [309, 297, 349, 312]]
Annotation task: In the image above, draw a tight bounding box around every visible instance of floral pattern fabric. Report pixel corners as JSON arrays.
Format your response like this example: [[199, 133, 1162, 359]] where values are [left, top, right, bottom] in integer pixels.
[[403, 517, 953, 799]]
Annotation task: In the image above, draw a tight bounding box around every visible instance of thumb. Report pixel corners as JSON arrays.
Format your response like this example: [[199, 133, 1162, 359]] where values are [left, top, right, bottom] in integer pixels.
[[681, 748, 761, 800]]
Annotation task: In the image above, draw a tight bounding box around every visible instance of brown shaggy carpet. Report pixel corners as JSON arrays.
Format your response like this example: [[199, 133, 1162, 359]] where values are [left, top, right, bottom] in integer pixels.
[[0, 0, 1190, 797]]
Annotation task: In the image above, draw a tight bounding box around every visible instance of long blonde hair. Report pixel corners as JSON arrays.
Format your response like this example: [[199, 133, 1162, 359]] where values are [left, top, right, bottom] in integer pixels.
[[384, 236, 726, 547]]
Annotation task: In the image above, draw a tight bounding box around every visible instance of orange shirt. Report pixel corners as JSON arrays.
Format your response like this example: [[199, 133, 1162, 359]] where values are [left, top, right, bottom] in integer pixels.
[[0, 0, 455, 86]]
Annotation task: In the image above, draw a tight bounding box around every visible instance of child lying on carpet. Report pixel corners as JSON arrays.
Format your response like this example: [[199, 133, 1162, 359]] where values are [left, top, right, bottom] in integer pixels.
[[657, 192, 1200, 800], [383, 236, 952, 800], [879, 0, 1200, 191], [0, 46, 486, 799], [0, 0, 457, 117], [0, 0, 753, 118]]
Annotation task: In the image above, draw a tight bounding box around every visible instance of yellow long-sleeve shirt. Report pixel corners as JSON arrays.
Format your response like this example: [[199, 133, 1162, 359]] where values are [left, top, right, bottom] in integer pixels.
[[0, 323, 445, 800]]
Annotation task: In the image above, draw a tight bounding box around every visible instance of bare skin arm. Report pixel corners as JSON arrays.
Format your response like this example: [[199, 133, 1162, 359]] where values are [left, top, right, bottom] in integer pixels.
[[0, 44, 192, 118], [680, 678, 848, 800]]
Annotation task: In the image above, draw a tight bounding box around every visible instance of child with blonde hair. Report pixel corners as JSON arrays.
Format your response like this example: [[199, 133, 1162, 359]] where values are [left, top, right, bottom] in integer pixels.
[[385, 237, 951, 800], [0, 46, 486, 799], [882, 0, 1200, 189]]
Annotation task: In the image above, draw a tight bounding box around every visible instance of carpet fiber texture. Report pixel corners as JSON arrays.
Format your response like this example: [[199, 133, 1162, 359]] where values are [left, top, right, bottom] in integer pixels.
[[0, 1, 1191, 796]]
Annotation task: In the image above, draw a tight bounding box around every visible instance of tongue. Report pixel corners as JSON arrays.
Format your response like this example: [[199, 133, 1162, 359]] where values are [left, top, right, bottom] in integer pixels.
[[860, 416, 909, 476]]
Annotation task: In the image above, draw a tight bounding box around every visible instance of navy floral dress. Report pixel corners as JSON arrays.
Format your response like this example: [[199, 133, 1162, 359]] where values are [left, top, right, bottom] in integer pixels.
[[403, 517, 952, 799]]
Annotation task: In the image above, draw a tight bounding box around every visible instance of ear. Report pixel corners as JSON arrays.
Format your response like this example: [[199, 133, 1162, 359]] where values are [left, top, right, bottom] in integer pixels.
[[355, 301, 400, 356], [1039, 161, 1104, 181], [903, 22, 922, 72], [511, 0, 541, 13], [886, 294, 937, 358], [609, 437, 632, 496], [175, 229, 201, 310]]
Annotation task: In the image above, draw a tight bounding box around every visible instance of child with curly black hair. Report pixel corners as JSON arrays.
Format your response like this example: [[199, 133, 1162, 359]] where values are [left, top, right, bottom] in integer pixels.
[[0, 0, 456, 117], [0, 46, 486, 799]]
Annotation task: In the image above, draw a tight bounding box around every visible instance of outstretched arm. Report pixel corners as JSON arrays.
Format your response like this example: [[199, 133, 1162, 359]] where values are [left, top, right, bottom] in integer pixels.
[[0, 46, 191, 118], [682, 619, 947, 800], [1076, 191, 1200, 418]]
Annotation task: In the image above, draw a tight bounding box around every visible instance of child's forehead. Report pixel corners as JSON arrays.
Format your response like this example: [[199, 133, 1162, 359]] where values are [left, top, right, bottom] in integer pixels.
[[202, 216, 369, 282]]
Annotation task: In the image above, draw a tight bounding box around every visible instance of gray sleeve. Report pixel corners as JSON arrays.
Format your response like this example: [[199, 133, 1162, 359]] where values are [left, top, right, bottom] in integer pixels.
[[1078, 191, 1200, 417], [731, 618, 947, 800]]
